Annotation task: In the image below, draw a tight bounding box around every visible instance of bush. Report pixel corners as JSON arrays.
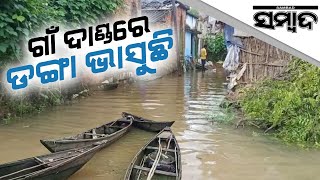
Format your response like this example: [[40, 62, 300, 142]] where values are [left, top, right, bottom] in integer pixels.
[[204, 33, 227, 62], [187, 8, 199, 17], [239, 58, 320, 147]]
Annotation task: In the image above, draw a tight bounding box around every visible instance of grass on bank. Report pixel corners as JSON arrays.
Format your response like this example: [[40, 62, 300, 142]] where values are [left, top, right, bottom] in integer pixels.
[[237, 58, 320, 147]]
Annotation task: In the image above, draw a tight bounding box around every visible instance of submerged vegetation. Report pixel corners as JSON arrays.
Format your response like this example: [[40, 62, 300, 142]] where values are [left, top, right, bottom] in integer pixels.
[[208, 106, 236, 125], [238, 58, 320, 147]]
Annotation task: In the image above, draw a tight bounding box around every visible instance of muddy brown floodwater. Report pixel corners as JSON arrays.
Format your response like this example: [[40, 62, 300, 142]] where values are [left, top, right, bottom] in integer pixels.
[[1, 67, 320, 180]]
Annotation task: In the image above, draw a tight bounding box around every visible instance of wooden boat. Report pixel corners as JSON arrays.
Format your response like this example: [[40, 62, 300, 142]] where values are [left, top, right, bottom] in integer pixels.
[[103, 82, 119, 90], [0, 141, 106, 180], [124, 127, 181, 180], [40, 117, 133, 153], [122, 112, 175, 132]]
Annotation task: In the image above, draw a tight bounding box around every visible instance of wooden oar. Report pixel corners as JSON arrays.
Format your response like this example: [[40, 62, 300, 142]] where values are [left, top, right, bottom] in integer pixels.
[[174, 146, 178, 177], [109, 120, 118, 127], [147, 138, 162, 180], [165, 135, 173, 155], [136, 156, 147, 179], [83, 133, 106, 137]]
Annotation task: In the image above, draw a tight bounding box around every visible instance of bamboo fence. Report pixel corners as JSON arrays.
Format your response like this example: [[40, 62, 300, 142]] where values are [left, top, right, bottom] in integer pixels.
[[236, 37, 292, 84]]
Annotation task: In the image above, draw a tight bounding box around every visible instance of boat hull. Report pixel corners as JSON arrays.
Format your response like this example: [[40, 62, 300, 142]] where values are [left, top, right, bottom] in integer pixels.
[[133, 121, 175, 132], [0, 143, 105, 180], [40, 118, 132, 152], [122, 112, 175, 132], [124, 127, 181, 180]]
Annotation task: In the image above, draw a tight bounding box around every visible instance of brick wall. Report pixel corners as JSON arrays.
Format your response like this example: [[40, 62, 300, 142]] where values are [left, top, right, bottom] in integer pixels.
[[150, 5, 187, 63]]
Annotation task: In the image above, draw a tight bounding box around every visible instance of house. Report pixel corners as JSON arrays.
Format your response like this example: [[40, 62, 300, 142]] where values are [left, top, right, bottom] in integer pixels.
[[184, 11, 199, 61], [141, 0, 189, 64]]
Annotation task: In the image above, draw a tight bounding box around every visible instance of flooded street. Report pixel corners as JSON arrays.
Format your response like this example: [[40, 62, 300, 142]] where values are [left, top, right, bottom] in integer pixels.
[[0, 67, 319, 180]]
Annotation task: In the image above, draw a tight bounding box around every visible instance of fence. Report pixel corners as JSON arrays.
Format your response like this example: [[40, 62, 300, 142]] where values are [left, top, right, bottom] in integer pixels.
[[236, 37, 292, 84]]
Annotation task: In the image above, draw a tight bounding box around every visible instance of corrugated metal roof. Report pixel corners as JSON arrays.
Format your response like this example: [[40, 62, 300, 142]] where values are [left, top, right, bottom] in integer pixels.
[[141, 0, 188, 23], [141, 0, 188, 10], [142, 0, 172, 9], [142, 9, 170, 23], [141, 0, 172, 23]]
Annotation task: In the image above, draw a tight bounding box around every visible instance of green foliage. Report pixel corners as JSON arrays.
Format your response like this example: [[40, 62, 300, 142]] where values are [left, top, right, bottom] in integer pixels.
[[204, 33, 227, 62], [240, 58, 320, 146], [49, 0, 122, 26], [208, 107, 236, 125], [0, 0, 123, 66], [187, 8, 199, 17], [0, 0, 49, 65]]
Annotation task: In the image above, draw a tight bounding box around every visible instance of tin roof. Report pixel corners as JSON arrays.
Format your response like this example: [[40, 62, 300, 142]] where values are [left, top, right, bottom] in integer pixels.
[[142, 9, 170, 23], [142, 0, 188, 23], [141, 0, 189, 10]]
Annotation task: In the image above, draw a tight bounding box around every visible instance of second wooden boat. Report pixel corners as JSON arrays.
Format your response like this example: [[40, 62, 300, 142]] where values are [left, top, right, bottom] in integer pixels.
[[124, 127, 181, 180], [103, 82, 119, 91], [40, 117, 133, 153], [0, 141, 106, 180], [122, 112, 175, 132]]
